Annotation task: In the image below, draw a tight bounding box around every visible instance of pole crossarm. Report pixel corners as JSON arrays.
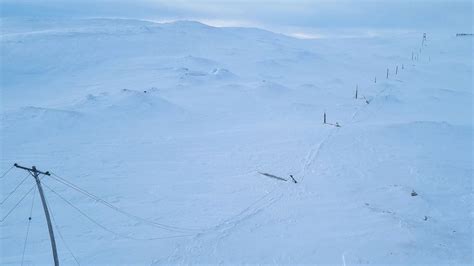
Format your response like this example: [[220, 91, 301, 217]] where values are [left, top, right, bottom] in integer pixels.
[[14, 163, 51, 176], [13, 163, 58, 266]]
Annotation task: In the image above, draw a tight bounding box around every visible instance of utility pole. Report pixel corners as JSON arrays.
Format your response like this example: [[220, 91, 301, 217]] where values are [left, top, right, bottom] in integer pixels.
[[14, 163, 59, 266], [355, 85, 358, 99]]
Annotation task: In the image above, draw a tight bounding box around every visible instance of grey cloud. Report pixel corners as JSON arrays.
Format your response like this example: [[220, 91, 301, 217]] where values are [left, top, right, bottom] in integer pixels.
[[1, 0, 471, 31]]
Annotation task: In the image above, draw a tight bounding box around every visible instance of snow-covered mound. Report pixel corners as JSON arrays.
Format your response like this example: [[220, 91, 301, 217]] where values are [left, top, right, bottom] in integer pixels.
[[255, 80, 291, 97], [0, 18, 472, 265], [2, 106, 83, 132], [73, 89, 186, 117], [179, 55, 219, 70], [209, 68, 236, 80]]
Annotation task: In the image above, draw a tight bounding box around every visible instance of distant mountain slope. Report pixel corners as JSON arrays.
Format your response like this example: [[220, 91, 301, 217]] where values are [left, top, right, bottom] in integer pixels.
[[0, 18, 472, 265]]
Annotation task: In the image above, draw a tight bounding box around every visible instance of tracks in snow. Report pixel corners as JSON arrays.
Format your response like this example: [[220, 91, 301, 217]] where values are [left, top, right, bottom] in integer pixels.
[[166, 184, 285, 263]]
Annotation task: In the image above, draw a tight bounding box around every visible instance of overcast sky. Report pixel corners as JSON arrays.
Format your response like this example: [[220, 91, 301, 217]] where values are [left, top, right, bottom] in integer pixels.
[[1, 0, 472, 35]]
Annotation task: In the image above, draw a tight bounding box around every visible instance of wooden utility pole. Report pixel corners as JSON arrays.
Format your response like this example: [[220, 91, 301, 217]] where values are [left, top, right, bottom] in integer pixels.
[[14, 163, 59, 266]]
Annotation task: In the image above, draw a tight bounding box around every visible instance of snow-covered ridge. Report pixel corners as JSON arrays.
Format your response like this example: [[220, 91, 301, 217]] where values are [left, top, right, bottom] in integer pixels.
[[0, 17, 472, 264]]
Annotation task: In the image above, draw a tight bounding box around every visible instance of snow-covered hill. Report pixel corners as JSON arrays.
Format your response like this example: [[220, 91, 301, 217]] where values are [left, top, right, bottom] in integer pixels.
[[1, 18, 472, 264]]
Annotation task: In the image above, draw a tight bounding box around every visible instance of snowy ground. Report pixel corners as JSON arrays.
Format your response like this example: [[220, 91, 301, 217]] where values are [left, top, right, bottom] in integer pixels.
[[1, 18, 472, 265]]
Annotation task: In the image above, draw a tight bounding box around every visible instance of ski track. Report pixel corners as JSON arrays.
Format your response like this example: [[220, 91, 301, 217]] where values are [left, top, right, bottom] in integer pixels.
[[166, 40, 432, 263], [164, 184, 286, 263], [166, 64, 409, 264], [2, 16, 470, 264]]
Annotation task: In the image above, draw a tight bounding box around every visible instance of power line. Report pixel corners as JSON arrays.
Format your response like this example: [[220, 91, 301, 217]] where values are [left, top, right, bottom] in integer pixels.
[[50, 172, 202, 233], [45, 190, 81, 266], [13, 164, 58, 266], [50, 172, 196, 232], [0, 165, 15, 179], [43, 182, 194, 241], [21, 186, 37, 266], [0, 185, 36, 223], [1, 173, 30, 205], [50, 171, 282, 237]]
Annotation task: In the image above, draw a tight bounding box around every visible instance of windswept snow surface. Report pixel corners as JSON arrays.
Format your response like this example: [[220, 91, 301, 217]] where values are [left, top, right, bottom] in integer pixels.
[[1, 18, 472, 265]]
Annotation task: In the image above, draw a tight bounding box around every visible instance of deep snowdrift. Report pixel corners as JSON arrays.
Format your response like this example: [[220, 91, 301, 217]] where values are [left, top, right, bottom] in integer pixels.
[[1, 18, 472, 264]]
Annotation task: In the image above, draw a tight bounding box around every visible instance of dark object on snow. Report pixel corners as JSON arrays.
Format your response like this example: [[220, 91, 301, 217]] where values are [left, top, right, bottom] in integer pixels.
[[424, 216, 428, 221], [323, 113, 340, 127], [258, 172, 287, 182], [411, 190, 418, 197], [289, 175, 298, 183], [363, 96, 370, 104], [456, 33, 473, 37]]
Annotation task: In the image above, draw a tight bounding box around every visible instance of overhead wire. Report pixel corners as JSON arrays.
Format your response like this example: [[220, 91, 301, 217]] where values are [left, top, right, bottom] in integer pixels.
[[21, 186, 37, 266], [1, 173, 31, 205], [0, 185, 36, 223], [0, 165, 15, 179], [49, 171, 287, 241], [49, 171, 287, 237], [43, 182, 194, 241], [1, 34, 434, 264], [49, 172, 203, 233], [44, 189, 81, 265]]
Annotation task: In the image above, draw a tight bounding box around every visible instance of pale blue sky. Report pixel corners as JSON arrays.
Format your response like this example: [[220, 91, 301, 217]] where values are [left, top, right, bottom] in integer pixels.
[[1, 0, 472, 34]]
